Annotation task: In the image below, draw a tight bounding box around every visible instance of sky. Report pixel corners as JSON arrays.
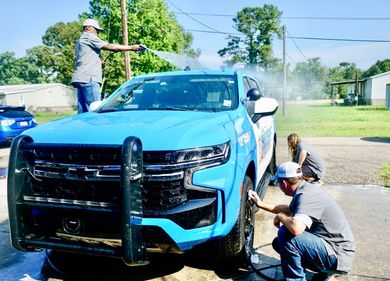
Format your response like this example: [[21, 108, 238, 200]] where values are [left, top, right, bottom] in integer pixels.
[[2, 0, 390, 70]]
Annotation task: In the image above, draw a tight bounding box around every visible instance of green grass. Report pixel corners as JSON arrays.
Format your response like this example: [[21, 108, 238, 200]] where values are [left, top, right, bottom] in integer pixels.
[[275, 104, 390, 137], [35, 104, 390, 138], [379, 164, 390, 188], [34, 104, 390, 186], [35, 110, 76, 124]]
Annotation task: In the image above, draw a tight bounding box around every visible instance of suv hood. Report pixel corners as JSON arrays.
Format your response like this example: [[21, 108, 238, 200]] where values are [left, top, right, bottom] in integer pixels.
[[23, 111, 233, 150]]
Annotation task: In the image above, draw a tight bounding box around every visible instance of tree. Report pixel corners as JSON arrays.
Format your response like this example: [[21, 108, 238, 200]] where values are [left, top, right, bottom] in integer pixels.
[[0, 52, 20, 85], [326, 62, 361, 99], [362, 59, 390, 78], [84, 0, 197, 93], [1, 0, 195, 91], [291, 57, 328, 99], [0, 51, 47, 85], [41, 21, 82, 85], [218, 5, 282, 70], [18, 47, 54, 84], [339, 62, 359, 80]]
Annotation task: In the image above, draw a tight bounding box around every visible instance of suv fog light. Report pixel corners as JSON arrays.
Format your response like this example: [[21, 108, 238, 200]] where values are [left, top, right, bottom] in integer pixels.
[[63, 217, 82, 234]]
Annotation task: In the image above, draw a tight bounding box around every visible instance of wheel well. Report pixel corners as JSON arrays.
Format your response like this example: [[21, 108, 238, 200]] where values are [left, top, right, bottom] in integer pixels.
[[274, 133, 277, 146], [246, 161, 256, 188]]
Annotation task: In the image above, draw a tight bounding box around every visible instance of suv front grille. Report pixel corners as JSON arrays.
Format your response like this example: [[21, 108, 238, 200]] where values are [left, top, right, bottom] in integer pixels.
[[21, 144, 198, 211]]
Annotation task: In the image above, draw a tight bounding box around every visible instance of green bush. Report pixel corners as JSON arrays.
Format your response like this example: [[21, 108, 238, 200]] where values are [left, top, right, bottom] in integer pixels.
[[379, 164, 390, 188]]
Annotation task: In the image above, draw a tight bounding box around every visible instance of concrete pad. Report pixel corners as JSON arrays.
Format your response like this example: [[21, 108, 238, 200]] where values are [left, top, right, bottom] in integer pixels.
[[1, 178, 390, 280], [254, 184, 390, 281]]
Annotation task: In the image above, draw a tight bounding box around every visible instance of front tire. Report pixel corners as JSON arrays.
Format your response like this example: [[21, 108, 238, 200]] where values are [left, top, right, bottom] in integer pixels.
[[214, 175, 255, 266]]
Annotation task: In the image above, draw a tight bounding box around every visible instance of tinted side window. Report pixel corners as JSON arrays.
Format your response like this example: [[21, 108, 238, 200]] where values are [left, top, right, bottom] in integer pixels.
[[243, 77, 252, 93], [248, 78, 265, 97], [248, 78, 259, 89]]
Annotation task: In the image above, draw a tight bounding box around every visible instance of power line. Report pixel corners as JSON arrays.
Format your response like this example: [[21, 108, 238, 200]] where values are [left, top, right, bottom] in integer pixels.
[[288, 36, 390, 43], [185, 28, 241, 36], [286, 30, 308, 60], [166, 0, 228, 34], [283, 16, 390, 20], [186, 29, 390, 43], [286, 52, 296, 64], [175, 12, 233, 17], [174, 12, 390, 21]]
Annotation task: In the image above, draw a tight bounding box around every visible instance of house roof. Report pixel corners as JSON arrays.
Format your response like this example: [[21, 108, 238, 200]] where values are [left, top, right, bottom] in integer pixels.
[[330, 70, 390, 86], [367, 70, 390, 80], [0, 83, 74, 95]]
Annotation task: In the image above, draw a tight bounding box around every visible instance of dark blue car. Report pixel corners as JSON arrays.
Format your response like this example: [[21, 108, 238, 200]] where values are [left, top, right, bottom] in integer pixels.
[[0, 106, 37, 144]]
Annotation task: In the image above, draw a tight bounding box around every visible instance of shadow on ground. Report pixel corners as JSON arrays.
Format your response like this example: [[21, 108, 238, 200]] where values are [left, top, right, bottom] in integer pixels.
[[0, 224, 282, 281], [41, 244, 282, 281], [360, 137, 390, 144]]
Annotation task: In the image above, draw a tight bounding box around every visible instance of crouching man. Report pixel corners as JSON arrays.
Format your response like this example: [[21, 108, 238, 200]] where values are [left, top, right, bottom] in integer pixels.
[[249, 162, 355, 281]]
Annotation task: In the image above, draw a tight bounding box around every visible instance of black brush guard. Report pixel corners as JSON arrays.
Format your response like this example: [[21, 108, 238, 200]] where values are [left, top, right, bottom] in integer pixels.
[[8, 135, 149, 266]]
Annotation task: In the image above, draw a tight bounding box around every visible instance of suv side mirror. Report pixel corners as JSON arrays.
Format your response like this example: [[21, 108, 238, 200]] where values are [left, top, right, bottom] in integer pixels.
[[89, 100, 103, 112], [247, 88, 262, 101], [251, 98, 278, 123]]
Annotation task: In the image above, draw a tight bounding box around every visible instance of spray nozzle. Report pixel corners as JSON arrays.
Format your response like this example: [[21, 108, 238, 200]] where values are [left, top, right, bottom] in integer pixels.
[[138, 44, 148, 54]]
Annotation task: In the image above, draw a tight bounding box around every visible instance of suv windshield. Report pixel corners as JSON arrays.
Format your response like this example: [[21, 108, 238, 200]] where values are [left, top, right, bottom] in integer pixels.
[[99, 74, 238, 112]]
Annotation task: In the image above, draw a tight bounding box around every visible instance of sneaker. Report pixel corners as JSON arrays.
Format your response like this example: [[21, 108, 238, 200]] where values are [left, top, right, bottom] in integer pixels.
[[312, 272, 329, 281], [324, 274, 343, 281], [312, 180, 323, 186], [312, 272, 344, 281]]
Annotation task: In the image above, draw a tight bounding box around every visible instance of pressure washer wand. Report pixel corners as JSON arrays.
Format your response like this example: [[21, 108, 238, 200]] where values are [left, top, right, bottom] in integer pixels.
[[138, 44, 149, 54]]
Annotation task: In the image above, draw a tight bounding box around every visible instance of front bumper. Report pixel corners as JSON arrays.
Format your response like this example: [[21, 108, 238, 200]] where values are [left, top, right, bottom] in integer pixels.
[[7, 136, 229, 265]]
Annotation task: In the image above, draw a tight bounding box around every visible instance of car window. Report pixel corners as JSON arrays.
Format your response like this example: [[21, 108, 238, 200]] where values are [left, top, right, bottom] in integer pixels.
[[0, 109, 32, 118], [248, 78, 259, 89], [245, 77, 264, 97], [243, 77, 252, 93], [100, 74, 238, 112]]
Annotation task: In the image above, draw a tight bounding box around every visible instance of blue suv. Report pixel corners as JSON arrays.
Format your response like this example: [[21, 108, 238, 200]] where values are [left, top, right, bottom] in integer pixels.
[[8, 70, 278, 266]]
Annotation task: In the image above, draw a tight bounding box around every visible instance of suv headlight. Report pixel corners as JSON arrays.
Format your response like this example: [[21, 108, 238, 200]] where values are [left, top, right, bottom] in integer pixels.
[[172, 142, 230, 168]]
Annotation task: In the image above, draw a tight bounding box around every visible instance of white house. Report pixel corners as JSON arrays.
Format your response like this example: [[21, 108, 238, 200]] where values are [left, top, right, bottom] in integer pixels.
[[0, 83, 77, 112], [361, 71, 390, 106], [331, 71, 390, 107]]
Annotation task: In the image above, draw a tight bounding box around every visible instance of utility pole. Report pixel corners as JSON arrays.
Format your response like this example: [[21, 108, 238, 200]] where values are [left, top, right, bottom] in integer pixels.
[[120, 0, 131, 79], [355, 72, 359, 106], [282, 25, 287, 116]]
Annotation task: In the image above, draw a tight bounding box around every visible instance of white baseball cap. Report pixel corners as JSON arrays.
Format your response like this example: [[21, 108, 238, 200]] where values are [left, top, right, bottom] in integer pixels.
[[272, 161, 302, 181], [83, 18, 104, 31]]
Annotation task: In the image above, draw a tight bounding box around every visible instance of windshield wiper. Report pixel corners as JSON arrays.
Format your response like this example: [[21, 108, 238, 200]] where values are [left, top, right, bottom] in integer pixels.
[[164, 107, 194, 111], [144, 107, 194, 111], [98, 107, 118, 113]]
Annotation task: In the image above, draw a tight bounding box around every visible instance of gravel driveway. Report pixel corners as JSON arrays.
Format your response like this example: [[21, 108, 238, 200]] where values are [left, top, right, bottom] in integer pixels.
[[1, 136, 389, 185], [276, 137, 390, 186], [1, 138, 389, 281]]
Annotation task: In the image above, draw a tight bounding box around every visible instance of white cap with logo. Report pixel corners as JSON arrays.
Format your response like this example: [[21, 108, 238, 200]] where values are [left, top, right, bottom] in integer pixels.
[[272, 161, 302, 181], [83, 18, 104, 31]]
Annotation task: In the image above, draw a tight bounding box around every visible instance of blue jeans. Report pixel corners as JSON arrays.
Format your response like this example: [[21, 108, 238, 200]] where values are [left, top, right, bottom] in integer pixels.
[[273, 226, 337, 281], [74, 81, 101, 113]]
